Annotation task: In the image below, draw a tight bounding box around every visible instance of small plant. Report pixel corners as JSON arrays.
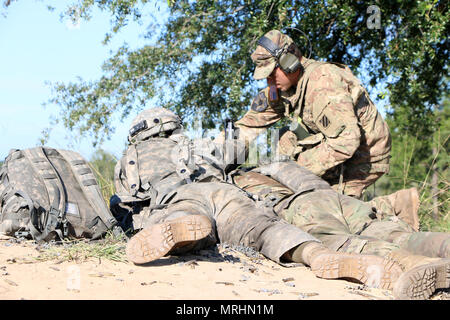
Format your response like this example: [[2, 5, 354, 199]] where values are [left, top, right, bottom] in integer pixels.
[[88, 149, 118, 204], [35, 231, 128, 263]]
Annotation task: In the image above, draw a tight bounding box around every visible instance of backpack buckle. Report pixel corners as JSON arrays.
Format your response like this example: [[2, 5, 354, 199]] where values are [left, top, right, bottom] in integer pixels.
[[108, 217, 118, 226], [48, 206, 68, 236], [14, 231, 30, 238]]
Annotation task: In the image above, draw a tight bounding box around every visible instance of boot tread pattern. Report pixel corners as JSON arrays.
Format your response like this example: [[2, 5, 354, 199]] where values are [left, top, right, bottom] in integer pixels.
[[394, 259, 450, 300], [311, 254, 402, 290], [126, 215, 212, 264]]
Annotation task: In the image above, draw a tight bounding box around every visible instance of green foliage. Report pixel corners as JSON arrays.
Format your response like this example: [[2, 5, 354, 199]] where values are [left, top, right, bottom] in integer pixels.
[[42, 0, 448, 145], [374, 99, 449, 231], [88, 149, 118, 203], [36, 231, 127, 263]]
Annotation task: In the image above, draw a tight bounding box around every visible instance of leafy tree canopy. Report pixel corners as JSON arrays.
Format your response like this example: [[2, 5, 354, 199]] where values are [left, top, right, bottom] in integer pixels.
[[4, 0, 449, 146]]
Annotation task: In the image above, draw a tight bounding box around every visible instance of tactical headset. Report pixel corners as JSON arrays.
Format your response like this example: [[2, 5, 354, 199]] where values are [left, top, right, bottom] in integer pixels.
[[256, 36, 301, 74], [255, 27, 312, 74]]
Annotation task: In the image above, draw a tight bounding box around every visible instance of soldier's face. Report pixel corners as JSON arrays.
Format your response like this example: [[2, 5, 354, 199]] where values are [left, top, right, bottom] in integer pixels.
[[267, 67, 300, 92]]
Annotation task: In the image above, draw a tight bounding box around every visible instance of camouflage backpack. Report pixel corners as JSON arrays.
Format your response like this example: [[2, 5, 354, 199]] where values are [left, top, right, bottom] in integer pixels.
[[0, 146, 119, 242]]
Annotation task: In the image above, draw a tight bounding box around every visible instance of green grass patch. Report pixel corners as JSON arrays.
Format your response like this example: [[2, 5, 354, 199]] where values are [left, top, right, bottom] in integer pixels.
[[35, 231, 128, 263]]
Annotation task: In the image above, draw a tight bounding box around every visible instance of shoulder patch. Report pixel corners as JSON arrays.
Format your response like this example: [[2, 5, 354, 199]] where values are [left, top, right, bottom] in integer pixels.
[[251, 91, 269, 112], [316, 109, 346, 138]]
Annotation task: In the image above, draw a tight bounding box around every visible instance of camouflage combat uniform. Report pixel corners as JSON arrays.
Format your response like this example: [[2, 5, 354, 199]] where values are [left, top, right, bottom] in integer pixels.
[[114, 132, 319, 263], [116, 108, 450, 299], [232, 162, 449, 259], [234, 30, 391, 198]]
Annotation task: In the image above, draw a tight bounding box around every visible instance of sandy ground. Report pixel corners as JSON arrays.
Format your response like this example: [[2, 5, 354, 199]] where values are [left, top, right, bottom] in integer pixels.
[[0, 235, 448, 301]]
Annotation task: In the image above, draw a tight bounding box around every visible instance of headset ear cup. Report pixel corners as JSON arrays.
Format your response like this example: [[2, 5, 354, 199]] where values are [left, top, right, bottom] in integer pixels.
[[278, 51, 301, 73]]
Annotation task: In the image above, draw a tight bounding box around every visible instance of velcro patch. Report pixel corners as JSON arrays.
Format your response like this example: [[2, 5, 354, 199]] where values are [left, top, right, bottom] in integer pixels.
[[251, 91, 269, 112], [65, 202, 80, 217]]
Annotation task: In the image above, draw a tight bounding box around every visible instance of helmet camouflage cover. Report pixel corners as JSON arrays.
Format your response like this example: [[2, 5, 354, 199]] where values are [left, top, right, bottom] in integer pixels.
[[128, 107, 183, 144]]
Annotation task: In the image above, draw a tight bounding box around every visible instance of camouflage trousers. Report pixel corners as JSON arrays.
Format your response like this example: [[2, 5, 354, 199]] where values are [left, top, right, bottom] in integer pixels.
[[278, 189, 412, 256], [320, 161, 421, 230], [233, 171, 449, 258], [279, 190, 450, 258], [133, 182, 318, 263]]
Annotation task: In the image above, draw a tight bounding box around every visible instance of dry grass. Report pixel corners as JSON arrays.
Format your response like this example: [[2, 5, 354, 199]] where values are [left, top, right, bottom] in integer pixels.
[[35, 231, 127, 263]]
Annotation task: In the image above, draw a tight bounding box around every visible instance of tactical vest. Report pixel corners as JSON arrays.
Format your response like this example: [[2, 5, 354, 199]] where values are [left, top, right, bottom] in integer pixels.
[[113, 135, 226, 208], [0, 147, 118, 242]]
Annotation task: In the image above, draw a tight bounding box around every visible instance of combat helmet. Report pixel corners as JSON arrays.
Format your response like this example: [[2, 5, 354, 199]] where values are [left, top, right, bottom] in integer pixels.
[[128, 107, 183, 144]]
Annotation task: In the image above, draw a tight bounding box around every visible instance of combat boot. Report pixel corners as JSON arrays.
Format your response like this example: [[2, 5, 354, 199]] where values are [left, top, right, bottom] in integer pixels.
[[388, 249, 450, 300], [370, 188, 420, 231], [126, 214, 212, 264], [403, 232, 450, 258], [295, 242, 403, 290]]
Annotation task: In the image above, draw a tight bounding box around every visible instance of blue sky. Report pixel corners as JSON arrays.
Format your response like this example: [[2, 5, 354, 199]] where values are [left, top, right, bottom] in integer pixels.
[[0, 1, 157, 161]]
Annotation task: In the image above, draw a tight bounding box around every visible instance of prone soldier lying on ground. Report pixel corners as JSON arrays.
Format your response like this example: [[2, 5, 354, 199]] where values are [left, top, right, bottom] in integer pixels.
[[231, 163, 450, 300], [112, 107, 448, 299], [111, 107, 404, 292]]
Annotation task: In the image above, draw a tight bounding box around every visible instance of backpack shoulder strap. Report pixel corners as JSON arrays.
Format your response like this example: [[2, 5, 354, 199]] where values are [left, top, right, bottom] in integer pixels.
[[56, 149, 117, 231], [125, 144, 142, 197], [22, 147, 68, 241]]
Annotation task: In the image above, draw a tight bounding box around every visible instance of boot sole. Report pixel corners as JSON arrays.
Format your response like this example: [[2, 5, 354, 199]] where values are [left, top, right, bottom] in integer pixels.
[[311, 254, 403, 290], [126, 215, 212, 264], [393, 259, 450, 300]]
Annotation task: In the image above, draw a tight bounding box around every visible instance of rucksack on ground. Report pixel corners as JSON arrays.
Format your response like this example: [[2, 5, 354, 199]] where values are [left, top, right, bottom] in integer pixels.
[[0, 146, 119, 242]]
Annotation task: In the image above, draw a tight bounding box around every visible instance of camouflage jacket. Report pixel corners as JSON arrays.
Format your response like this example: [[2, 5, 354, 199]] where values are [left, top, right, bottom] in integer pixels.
[[114, 134, 242, 206], [235, 58, 391, 177]]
